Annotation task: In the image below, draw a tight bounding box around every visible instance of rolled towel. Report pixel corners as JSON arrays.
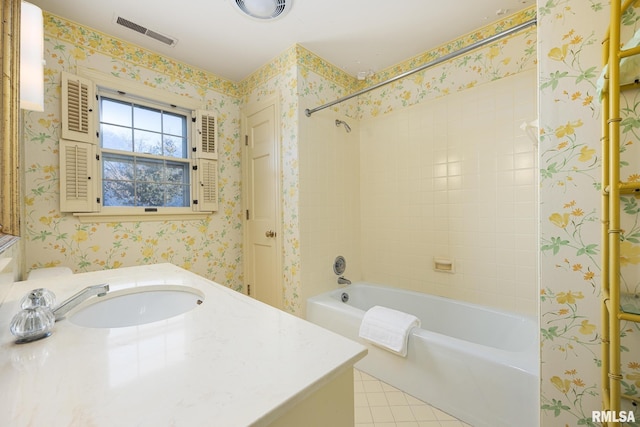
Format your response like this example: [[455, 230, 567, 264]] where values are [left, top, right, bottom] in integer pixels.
[[358, 305, 420, 357], [597, 28, 640, 101]]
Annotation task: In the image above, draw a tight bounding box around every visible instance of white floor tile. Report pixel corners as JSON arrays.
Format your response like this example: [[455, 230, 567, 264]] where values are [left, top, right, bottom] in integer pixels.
[[405, 394, 425, 405], [381, 382, 401, 392], [360, 371, 378, 381], [385, 390, 409, 405], [355, 406, 373, 423], [354, 369, 466, 427], [355, 392, 369, 407], [363, 380, 385, 393], [370, 406, 395, 423], [391, 405, 416, 422], [433, 407, 457, 421], [367, 392, 389, 407], [417, 422, 444, 427], [410, 404, 438, 421]]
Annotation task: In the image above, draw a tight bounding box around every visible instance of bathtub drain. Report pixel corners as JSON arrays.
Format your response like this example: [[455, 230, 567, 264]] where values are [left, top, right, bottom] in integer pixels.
[[341, 292, 349, 303]]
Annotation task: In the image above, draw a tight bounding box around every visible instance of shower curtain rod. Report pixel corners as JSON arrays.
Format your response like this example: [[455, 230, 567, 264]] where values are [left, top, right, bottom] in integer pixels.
[[304, 18, 537, 117]]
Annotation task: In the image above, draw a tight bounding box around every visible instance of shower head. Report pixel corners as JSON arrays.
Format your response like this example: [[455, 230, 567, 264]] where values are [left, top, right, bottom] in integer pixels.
[[335, 119, 351, 133]]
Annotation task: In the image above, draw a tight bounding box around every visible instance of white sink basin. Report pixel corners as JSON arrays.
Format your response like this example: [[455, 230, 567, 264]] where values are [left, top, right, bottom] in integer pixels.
[[69, 286, 204, 328]]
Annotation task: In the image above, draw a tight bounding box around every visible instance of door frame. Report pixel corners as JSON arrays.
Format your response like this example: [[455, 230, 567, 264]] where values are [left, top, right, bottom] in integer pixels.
[[241, 93, 283, 306]]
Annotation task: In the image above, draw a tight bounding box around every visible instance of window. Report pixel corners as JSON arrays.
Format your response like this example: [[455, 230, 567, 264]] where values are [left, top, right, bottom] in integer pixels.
[[99, 96, 190, 208], [59, 71, 218, 219]]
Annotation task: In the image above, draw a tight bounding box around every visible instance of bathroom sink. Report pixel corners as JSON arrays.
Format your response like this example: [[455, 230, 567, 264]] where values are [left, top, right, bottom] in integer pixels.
[[68, 286, 204, 328]]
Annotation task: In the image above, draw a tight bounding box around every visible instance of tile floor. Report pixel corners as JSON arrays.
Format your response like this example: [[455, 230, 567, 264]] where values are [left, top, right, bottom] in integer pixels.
[[354, 369, 472, 427]]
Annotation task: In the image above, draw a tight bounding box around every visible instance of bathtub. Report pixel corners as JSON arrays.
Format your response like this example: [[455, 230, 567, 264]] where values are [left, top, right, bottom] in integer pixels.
[[306, 282, 539, 427]]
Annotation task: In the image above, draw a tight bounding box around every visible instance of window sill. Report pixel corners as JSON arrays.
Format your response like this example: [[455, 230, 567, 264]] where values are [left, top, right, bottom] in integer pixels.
[[74, 210, 212, 223]]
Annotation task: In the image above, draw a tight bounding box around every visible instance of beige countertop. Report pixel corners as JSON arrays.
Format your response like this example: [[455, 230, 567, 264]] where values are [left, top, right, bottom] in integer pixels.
[[0, 263, 366, 426]]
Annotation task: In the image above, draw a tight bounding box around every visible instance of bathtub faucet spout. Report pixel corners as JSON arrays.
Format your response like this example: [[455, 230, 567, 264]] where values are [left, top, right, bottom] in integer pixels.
[[337, 276, 351, 285]]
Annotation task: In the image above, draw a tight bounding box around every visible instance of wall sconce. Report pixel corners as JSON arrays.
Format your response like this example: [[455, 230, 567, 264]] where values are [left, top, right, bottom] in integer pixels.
[[20, 1, 44, 112]]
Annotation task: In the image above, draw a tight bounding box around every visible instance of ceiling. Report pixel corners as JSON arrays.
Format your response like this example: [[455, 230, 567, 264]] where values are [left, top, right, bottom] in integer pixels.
[[28, 0, 536, 83]]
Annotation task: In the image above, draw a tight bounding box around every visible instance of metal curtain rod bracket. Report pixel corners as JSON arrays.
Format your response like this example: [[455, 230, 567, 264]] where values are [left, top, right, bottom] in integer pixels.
[[304, 18, 537, 118]]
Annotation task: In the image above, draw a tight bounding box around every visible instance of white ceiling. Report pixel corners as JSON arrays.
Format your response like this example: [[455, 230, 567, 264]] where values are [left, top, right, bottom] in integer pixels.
[[28, 0, 536, 82]]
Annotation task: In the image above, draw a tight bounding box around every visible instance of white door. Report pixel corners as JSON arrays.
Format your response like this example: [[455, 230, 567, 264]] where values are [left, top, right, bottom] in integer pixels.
[[242, 97, 282, 308]]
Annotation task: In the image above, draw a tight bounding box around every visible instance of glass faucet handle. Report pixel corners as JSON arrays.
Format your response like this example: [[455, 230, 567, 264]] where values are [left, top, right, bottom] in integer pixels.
[[20, 288, 56, 309], [10, 306, 55, 343]]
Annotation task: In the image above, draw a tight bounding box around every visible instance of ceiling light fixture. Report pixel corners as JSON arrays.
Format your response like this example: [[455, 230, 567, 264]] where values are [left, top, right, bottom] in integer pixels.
[[230, 0, 292, 21]]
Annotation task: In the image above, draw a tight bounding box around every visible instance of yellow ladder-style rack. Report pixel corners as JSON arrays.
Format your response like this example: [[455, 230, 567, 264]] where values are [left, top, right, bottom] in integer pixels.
[[601, 1, 640, 425]]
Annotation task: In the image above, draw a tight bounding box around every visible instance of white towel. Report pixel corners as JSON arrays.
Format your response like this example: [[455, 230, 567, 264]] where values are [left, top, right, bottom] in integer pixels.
[[358, 305, 420, 357], [597, 28, 640, 100]]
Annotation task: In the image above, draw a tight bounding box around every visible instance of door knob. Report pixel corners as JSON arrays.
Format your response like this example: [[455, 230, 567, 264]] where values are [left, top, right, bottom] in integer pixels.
[[265, 230, 276, 238]]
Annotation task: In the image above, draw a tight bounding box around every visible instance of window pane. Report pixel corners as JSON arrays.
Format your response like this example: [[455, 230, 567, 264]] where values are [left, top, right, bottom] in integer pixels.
[[165, 184, 189, 207], [103, 181, 135, 207], [103, 155, 134, 181], [135, 158, 163, 183], [98, 94, 192, 209], [134, 129, 162, 155], [134, 105, 161, 132], [101, 98, 131, 127], [166, 162, 188, 184], [102, 124, 133, 151], [163, 112, 186, 136], [136, 183, 164, 207], [164, 135, 187, 158]]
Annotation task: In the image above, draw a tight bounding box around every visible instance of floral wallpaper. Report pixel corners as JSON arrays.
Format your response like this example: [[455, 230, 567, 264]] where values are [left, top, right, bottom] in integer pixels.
[[241, 44, 358, 314], [25, 10, 361, 313], [242, 48, 302, 313], [21, 2, 640, 425], [23, 13, 244, 290], [291, 1, 639, 424], [538, 0, 640, 426], [357, 7, 537, 117]]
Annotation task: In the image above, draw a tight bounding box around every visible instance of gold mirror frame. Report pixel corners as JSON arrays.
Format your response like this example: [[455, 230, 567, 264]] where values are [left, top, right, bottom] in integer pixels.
[[0, 0, 22, 236]]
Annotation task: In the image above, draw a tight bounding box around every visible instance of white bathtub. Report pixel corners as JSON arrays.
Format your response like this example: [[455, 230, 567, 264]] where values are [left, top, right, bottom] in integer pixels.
[[306, 282, 539, 427]]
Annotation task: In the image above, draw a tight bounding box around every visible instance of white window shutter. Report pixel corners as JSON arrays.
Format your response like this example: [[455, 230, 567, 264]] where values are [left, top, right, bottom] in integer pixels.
[[59, 139, 99, 213], [193, 159, 218, 212], [194, 110, 217, 160], [61, 71, 96, 143]]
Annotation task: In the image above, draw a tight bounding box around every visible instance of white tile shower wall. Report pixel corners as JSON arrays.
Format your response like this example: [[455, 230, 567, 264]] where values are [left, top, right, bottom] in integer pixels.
[[299, 105, 361, 315], [360, 69, 537, 316]]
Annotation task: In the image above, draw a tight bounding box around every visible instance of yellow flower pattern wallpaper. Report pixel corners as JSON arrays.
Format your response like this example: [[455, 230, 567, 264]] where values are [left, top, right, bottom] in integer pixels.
[[242, 53, 303, 314], [539, 0, 640, 425], [24, 14, 244, 289], [20, 1, 640, 425]]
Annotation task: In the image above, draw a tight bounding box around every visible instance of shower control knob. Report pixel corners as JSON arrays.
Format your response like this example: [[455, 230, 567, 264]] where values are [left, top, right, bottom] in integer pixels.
[[265, 230, 276, 238]]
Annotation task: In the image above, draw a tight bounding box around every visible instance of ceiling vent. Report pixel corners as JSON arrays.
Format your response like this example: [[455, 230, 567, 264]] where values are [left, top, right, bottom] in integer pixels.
[[230, 0, 292, 21], [114, 16, 178, 47]]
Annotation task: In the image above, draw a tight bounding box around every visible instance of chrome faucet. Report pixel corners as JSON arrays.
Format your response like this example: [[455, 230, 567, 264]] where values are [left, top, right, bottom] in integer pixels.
[[53, 283, 110, 321], [337, 276, 351, 285]]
